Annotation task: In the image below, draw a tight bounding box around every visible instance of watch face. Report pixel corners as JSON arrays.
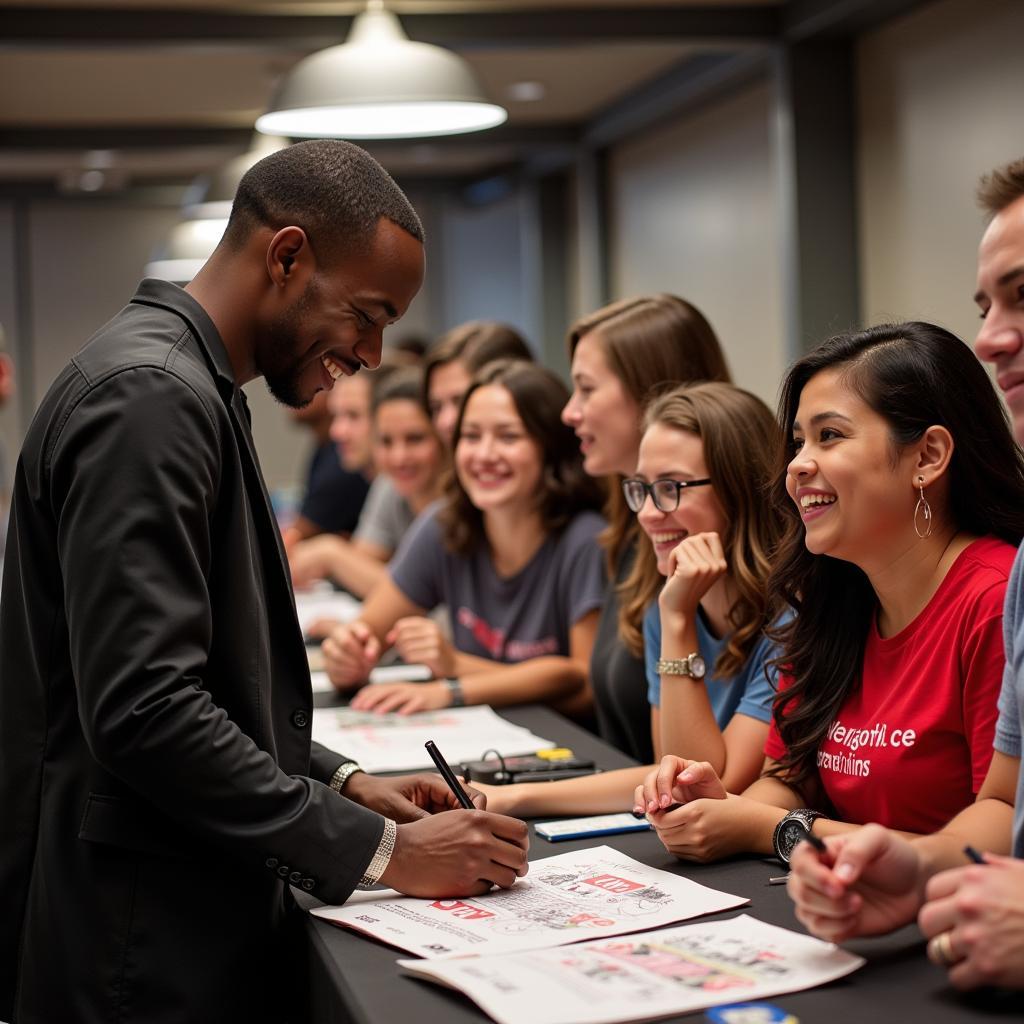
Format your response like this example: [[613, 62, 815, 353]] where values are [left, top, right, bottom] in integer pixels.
[[689, 655, 706, 679], [778, 820, 806, 862]]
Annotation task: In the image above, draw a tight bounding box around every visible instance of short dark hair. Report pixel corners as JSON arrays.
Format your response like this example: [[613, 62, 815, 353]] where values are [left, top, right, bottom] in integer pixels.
[[439, 360, 603, 555], [977, 157, 1024, 220], [224, 140, 423, 265]]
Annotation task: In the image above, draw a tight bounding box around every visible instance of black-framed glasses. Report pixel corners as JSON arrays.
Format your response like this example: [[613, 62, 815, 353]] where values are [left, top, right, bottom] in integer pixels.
[[621, 477, 713, 513]]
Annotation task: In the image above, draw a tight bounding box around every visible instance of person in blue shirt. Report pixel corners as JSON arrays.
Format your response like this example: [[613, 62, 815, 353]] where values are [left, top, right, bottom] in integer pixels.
[[480, 382, 787, 817]]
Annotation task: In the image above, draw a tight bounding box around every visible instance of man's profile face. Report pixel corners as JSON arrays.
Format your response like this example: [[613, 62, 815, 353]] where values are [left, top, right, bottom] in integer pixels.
[[974, 193, 1024, 444], [257, 217, 424, 409]]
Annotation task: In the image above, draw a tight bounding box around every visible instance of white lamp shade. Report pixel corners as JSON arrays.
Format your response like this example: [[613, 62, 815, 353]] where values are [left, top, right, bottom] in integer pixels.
[[182, 135, 290, 221], [144, 217, 229, 284], [256, 8, 507, 140]]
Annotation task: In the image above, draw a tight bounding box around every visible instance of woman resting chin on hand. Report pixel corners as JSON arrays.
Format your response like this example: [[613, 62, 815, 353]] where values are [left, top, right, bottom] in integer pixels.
[[638, 322, 1024, 867]]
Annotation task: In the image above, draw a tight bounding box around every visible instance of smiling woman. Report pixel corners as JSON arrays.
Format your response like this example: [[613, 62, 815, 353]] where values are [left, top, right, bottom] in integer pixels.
[[562, 294, 731, 762], [635, 321, 1024, 868], [321, 360, 608, 717]]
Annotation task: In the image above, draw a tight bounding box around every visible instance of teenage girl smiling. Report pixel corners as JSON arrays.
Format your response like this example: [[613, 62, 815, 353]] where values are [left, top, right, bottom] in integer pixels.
[[322, 360, 605, 716], [637, 323, 1024, 866]]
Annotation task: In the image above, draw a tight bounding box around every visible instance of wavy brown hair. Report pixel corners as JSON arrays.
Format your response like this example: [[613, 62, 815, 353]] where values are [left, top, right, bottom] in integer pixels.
[[423, 320, 533, 414], [767, 322, 1024, 790], [619, 383, 783, 672], [439, 360, 603, 555], [567, 294, 731, 648]]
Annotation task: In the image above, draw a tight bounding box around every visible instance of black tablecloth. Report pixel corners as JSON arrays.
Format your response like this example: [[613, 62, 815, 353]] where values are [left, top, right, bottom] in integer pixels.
[[302, 704, 1021, 1023]]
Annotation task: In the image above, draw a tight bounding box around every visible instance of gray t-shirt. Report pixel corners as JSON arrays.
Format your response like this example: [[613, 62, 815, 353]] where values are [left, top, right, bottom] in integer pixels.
[[352, 475, 414, 554], [994, 542, 1024, 856], [389, 506, 607, 663]]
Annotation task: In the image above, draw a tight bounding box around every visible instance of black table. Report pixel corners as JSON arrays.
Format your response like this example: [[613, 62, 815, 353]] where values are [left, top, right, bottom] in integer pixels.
[[304, 705, 1020, 1023]]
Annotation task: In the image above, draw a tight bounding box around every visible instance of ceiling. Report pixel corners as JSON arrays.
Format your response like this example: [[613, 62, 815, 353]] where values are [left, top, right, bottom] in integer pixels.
[[0, 0, 924, 194]]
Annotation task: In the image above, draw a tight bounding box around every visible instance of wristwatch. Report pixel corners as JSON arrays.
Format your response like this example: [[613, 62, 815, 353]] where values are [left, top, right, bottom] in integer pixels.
[[772, 808, 825, 864], [656, 653, 706, 679], [328, 760, 365, 794], [444, 677, 465, 707]]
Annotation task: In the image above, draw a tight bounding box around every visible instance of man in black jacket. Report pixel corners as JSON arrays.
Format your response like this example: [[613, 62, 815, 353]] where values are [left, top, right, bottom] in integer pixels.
[[0, 140, 528, 1024]]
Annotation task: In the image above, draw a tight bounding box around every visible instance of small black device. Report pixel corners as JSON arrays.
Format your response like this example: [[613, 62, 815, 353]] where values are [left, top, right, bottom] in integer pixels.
[[463, 750, 596, 785]]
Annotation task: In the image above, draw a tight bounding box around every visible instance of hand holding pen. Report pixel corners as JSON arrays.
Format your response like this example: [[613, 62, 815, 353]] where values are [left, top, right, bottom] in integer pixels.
[[425, 739, 476, 809], [369, 742, 530, 897]]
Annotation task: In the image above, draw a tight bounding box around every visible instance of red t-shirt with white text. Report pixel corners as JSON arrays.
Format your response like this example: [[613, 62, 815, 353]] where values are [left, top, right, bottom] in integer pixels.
[[765, 537, 1013, 834]]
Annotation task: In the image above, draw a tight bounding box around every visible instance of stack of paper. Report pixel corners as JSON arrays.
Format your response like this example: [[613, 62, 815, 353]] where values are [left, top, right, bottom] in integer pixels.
[[397, 914, 864, 1024], [310, 704, 555, 773]]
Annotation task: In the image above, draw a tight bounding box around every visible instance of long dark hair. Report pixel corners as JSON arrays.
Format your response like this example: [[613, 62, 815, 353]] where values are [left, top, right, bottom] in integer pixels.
[[768, 321, 1024, 789], [439, 360, 603, 555]]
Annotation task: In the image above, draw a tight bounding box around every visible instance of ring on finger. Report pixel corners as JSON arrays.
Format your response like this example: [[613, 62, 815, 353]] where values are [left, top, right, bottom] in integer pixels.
[[927, 930, 960, 967]]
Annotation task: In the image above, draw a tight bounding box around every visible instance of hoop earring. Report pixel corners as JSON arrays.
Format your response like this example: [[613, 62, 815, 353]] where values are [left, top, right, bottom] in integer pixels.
[[914, 476, 933, 539]]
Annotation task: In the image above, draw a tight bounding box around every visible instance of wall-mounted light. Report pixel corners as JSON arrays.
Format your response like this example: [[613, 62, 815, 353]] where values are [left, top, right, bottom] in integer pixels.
[[255, 1, 506, 140]]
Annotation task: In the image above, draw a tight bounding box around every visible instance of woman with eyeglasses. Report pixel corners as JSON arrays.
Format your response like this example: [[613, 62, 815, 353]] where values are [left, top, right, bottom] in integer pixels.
[[561, 295, 731, 762], [477, 381, 787, 818], [635, 322, 1024, 867]]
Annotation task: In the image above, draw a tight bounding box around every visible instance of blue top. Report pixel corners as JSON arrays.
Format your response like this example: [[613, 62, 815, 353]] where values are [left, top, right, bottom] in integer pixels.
[[643, 602, 783, 727], [994, 542, 1024, 857]]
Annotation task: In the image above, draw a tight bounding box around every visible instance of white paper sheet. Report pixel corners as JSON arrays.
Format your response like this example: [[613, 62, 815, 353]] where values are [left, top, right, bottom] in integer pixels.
[[397, 914, 864, 1024], [312, 846, 748, 957], [310, 670, 335, 695], [310, 704, 555, 773], [294, 586, 361, 633]]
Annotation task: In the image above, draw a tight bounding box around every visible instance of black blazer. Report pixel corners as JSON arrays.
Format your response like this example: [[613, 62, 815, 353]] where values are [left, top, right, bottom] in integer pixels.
[[0, 281, 383, 1023]]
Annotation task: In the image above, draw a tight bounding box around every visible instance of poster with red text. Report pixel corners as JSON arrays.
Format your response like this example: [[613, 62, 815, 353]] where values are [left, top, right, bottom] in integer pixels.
[[311, 846, 748, 958]]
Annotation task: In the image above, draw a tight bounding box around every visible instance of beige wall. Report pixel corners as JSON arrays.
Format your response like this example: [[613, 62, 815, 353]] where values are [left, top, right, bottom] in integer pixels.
[[607, 80, 788, 409], [857, 0, 1024, 343]]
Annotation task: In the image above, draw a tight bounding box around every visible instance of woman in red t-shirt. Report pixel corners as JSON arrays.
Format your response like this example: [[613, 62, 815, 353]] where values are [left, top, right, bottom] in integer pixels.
[[635, 321, 1024, 864]]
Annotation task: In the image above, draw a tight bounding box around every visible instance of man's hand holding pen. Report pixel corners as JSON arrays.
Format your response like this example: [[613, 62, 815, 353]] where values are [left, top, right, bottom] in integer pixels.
[[347, 741, 530, 898]]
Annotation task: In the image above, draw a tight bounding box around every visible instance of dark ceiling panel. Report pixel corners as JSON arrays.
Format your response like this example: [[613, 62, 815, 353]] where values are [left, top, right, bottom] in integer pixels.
[[0, 6, 780, 48]]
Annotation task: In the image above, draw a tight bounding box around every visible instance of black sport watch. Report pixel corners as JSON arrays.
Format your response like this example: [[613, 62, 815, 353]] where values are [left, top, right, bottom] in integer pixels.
[[772, 808, 825, 864]]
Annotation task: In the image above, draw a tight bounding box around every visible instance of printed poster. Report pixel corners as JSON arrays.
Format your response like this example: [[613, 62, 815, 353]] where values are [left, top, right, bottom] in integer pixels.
[[398, 914, 864, 1024], [312, 846, 748, 957]]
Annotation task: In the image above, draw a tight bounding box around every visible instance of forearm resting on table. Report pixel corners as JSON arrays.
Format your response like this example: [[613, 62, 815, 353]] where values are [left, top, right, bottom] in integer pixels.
[[914, 803, 1015, 876], [502, 765, 651, 818], [739, 773, 931, 856], [324, 539, 389, 600], [457, 656, 588, 710], [910, 751, 1018, 876], [736, 773, 812, 855]]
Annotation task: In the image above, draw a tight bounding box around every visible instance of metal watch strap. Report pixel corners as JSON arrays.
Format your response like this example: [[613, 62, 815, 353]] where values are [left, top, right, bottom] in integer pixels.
[[328, 760, 364, 794], [656, 654, 701, 677], [445, 677, 465, 707], [358, 817, 397, 887]]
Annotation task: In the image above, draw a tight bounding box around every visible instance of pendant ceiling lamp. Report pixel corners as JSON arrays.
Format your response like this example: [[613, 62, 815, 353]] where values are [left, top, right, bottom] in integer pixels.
[[144, 217, 229, 285], [255, 1, 507, 140], [181, 134, 290, 221]]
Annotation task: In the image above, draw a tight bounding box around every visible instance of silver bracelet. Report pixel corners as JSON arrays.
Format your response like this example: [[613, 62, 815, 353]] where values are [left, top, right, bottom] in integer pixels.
[[359, 817, 397, 887], [328, 761, 364, 794]]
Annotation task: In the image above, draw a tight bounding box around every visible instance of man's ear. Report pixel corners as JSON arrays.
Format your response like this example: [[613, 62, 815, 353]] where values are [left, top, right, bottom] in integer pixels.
[[266, 226, 312, 289], [914, 424, 953, 489]]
